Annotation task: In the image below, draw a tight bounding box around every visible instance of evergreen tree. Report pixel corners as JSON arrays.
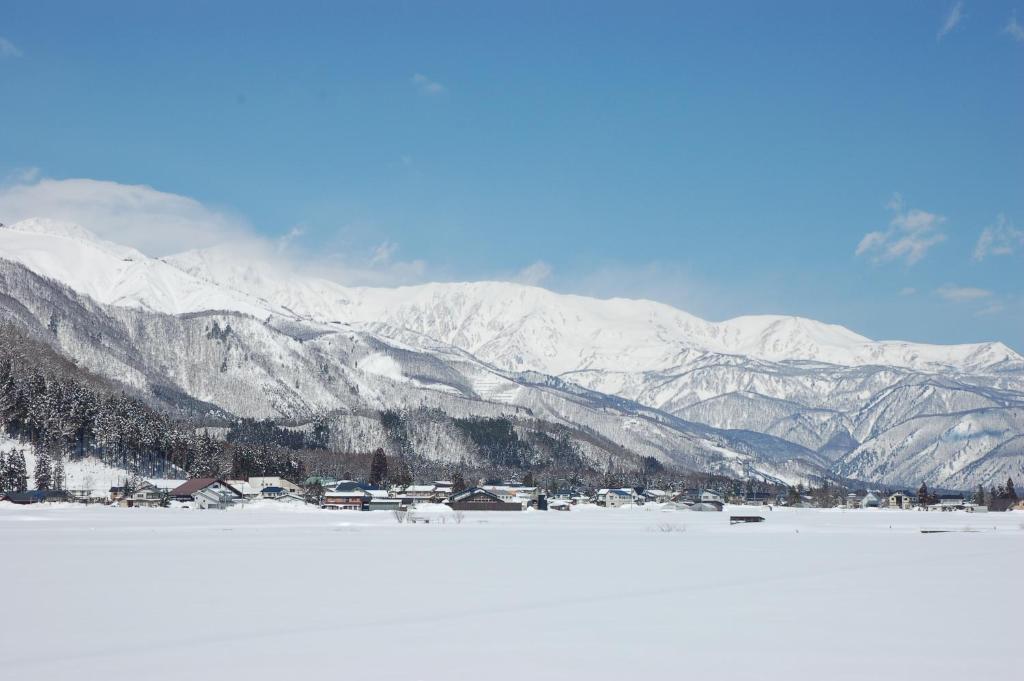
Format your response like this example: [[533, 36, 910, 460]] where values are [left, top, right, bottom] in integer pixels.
[[189, 433, 221, 478], [786, 486, 801, 506], [917, 482, 930, 505], [34, 450, 53, 490], [975, 484, 986, 506], [452, 471, 467, 493], [0, 452, 10, 491], [393, 458, 413, 487], [9, 451, 27, 491], [52, 454, 65, 491], [1007, 477, 1017, 500], [304, 481, 325, 507], [522, 471, 535, 487], [369, 448, 388, 486], [309, 416, 330, 450]]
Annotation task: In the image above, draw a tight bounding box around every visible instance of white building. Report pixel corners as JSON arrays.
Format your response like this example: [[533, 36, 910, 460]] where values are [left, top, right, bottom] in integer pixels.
[[700, 490, 724, 505], [596, 488, 634, 508]]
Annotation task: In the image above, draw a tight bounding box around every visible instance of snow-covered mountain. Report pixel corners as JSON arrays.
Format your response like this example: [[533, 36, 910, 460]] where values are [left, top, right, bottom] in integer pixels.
[[2, 218, 1022, 488], [165, 244, 1019, 376]]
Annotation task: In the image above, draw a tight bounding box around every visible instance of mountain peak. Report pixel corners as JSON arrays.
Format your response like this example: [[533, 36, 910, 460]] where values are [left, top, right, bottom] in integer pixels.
[[1, 225, 1018, 373], [5, 217, 100, 242]]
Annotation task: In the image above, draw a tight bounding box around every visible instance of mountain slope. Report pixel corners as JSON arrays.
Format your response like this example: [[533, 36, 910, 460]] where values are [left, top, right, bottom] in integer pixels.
[[0, 257, 827, 485], [2, 217, 1022, 488]]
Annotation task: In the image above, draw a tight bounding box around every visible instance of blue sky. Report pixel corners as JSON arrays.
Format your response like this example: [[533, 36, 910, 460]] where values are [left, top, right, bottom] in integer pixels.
[[1, 1, 1022, 349]]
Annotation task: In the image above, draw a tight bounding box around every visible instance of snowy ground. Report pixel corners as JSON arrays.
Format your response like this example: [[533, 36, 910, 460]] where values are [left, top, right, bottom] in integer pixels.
[[1, 503, 1021, 680]]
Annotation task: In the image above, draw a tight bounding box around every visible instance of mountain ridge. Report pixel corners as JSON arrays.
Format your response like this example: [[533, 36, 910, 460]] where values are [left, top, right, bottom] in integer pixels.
[[2, 217, 1022, 488]]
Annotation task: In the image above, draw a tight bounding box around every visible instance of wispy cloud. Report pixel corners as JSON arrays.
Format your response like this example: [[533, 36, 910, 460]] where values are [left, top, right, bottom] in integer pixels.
[[513, 261, 553, 287], [0, 175, 253, 255], [0, 37, 22, 58], [936, 284, 992, 302], [369, 241, 399, 266], [277, 225, 305, 252], [1005, 12, 1024, 42], [0, 174, 433, 287], [899, 287, 917, 296], [411, 73, 446, 95], [937, 2, 965, 40], [973, 214, 1022, 261], [977, 301, 1006, 316], [856, 194, 947, 265], [3, 167, 39, 184]]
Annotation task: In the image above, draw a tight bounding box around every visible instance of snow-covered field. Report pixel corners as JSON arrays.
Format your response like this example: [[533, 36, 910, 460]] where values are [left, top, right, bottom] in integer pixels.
[[1, 503, 1020, 680]]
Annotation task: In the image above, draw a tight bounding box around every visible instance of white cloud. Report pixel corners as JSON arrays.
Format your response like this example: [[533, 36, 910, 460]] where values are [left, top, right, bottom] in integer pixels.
[[3, 167, 40, 184], [0, 174, 430, 287], [0, 37, 22, 58], [899, 287, 917, 296], [973, 214, 1022, 261], [277, 225, 305, 252], [1005, 12, 1024, 41], [937, 2, 965, 40], [313, 249, 427, 287], [0, 176, 254, 255], [513, 261, 553, 287], [412, 73, 446, 95], [977, 301, 1006, 316], [855, 194, 947, 265], [369, 241, 399, 266], [936, 284, 992, 302]]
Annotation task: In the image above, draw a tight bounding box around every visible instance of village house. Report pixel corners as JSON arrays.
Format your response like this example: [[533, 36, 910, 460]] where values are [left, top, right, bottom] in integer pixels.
[[743, 491, 775, 506], [149, 479, 187, 494], [402, 484, 446, 503], [447, 487, 521, 511], [322, 481, 371, 510], [642, 489, 669, 504], [887, 491, 915, 509], [248, 476, 300, 494], [271, 492, 309, 505], [226, 480, 260, 500], [550, 488, 586, 502], [169, 479, 243, 509], [596, 488, 634, 508], [700, 490, 725, 505], [260, 486, 288, 499], [481, 484, 538, 507], [65, 487, 106, 504], [396, 481, 453, 504], [368, 497, 403, 512], [127, 482, 165, 508], [671, 488, 702, 504], [932, 493, 967, 511], [860, 492, 881, 508]]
